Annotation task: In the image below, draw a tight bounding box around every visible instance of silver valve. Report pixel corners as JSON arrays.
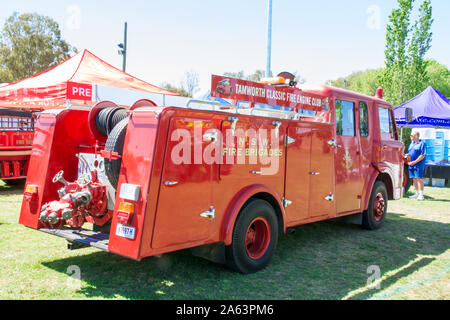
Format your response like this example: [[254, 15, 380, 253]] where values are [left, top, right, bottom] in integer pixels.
[[52, 170, 68, 186]]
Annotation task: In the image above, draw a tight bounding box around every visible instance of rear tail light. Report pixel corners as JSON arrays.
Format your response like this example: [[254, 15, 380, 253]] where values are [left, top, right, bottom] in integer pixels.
[[116, 201, 134, 225], [24, 184, 38, 202]]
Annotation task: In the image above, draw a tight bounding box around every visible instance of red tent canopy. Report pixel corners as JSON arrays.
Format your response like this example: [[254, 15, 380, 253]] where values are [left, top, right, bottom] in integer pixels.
[[0, 49, 178, 110]]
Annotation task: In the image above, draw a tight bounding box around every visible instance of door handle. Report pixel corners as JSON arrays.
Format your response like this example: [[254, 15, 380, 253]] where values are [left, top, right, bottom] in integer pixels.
[[327, 139, 342, 148], [200, 206, 215, 220], [164, 181, 179, 186], [203, 132, 218, 143]]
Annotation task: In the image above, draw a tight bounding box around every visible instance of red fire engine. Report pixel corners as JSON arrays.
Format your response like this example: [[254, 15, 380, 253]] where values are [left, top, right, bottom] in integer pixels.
[[0, 108, 35, 184], [19, 75, 409, 273]]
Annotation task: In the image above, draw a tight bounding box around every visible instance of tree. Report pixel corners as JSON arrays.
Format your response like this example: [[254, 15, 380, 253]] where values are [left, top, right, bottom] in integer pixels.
[[328, 68, 384, 96], [381, 0, 433, 106], [0, 12, 76, 83], [160, 82, 191, 98], [181, 70, 200, 98], [426, 59, 450, 97]]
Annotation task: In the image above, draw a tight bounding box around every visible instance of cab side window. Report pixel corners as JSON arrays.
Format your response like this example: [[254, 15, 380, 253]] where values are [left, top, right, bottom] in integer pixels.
[[359, 102, 369, 137], [335, 99, 355, 136], [378, 107, 397, 140]]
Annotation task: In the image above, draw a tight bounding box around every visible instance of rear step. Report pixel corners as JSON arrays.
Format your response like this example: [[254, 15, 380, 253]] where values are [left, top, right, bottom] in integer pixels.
[[39, 228, 109, 252]]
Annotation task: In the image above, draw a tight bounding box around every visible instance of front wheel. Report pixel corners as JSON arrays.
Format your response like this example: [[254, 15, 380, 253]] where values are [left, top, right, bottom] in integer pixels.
[[362, 181, 388, 230], [226, 199, 278, 274]]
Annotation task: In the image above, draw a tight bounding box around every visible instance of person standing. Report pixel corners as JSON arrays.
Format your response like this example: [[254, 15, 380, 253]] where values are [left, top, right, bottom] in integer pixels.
[[408, 130, 427, 201]]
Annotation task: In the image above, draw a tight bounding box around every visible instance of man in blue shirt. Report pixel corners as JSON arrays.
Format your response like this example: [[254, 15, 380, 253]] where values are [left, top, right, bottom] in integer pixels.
[[407, 130, 427, 200]]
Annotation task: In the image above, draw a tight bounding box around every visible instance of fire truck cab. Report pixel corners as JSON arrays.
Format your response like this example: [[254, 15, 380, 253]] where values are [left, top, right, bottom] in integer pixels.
[[19, 76, 406, 273]]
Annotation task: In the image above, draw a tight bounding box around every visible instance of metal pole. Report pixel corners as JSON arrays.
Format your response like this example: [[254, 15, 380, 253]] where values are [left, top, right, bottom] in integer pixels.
[[123, 22, 127, 72], [266, 0, 273, 78]]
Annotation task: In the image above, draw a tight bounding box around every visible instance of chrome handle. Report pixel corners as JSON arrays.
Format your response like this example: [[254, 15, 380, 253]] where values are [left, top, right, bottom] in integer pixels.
[[273, 121, 282, 138], [200, 206, 215, 220], [164, 181, 179, 186], [311, 172, 320, 175], [251, 170, 262, 175], [203, 131, 218, 142], [324, 194, 334, 202], [327, 139, 342, 148]]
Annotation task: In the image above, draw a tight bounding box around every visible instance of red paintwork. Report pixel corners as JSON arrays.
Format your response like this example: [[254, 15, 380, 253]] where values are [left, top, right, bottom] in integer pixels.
[[0, 113, 34, 180], [19, 78, 404, 262], [245, 217, 271, 259], [373, 193, 385, 221], [39, 170, 108, 228]]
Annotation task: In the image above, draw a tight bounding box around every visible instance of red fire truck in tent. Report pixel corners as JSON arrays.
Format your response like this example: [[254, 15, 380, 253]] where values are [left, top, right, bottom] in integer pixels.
[[0, 49, 177, 183], [19, 74, 410, 273]]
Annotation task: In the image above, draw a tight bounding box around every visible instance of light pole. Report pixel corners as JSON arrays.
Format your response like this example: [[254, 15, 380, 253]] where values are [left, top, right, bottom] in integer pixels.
[[266, 0, 273, 78], [118, 22, 128, 72]]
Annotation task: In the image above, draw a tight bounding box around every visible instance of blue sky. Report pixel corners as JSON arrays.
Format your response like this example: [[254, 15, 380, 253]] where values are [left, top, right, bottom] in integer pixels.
[[0, 0, 449, 92]]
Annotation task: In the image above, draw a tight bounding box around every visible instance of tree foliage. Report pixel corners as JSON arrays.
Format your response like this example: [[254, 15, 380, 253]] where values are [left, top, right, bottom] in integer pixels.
[[0, 12, 76, 83], [181, 70, 200, 97], [381, 0, 433, 106], [426, 59, 450, 98], [160, 82, 191, 98], [328, 68, 385, 96]]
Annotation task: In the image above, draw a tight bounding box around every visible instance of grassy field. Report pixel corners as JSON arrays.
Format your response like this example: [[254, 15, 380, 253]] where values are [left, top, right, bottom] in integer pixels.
[[0, 181, 448, 300]]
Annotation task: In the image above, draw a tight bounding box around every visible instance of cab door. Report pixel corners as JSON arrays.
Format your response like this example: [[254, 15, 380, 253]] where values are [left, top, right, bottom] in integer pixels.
[[334, 99, 362, 214], [284, 123, 335, 224], [284, 125, 312, 224], [309, 126, 336, 218], [151, 117, 218, 249], [378, 106, 404, 199]]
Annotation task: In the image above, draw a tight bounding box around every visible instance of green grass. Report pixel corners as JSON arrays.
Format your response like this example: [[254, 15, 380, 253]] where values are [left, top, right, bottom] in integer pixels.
[[0, 180, 449, 300]]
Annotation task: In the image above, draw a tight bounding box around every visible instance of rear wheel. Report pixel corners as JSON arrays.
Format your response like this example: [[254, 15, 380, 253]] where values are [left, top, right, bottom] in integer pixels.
[[362, 181, 388, 230], [226, 199, 278, 274]]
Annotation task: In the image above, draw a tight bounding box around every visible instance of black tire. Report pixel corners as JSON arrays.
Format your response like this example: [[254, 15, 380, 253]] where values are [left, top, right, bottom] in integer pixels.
[[226, 199, 278, 274], [104, 117, 129, 189], [362, 181, 388, 230]]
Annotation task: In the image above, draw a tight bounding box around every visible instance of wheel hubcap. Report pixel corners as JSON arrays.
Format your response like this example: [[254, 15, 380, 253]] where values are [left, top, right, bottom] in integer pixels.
[[245, 217, 271, 259], [373, 193, 385, 221]]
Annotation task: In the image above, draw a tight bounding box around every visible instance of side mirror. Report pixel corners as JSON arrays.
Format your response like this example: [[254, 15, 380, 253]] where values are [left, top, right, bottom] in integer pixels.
[[405, 108, 413, 123]]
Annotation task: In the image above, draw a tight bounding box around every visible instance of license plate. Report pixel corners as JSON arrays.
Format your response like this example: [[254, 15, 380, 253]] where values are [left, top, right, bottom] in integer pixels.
[[116, 224, 136, 240]]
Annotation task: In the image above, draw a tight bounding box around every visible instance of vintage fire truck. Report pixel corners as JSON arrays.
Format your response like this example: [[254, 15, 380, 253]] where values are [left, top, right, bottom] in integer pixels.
[[0, 108, 35, 184], [19, 75, 408, 273]]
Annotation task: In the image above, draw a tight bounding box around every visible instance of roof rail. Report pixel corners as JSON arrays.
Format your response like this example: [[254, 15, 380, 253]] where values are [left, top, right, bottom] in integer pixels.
[[186, 99, 238, 113]]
